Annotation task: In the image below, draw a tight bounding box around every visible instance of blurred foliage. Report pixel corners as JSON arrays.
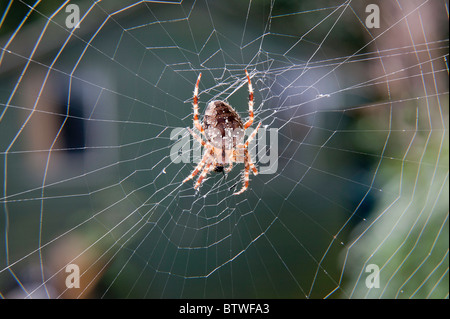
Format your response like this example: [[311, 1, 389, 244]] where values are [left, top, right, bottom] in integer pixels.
[[341, 99, 449, 298]]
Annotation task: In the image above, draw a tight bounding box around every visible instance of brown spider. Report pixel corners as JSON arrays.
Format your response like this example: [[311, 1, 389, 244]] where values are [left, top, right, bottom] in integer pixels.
[[183, 70, 261, 195]]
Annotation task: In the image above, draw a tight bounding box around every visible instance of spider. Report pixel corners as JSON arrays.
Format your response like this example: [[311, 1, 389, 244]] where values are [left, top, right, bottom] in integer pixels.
[[183, 70, 261, 195]]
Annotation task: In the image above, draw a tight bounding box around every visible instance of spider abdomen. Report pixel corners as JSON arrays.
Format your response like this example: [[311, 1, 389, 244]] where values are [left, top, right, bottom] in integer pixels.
[[203, 100, 244, 149], [204, 101, 243, 132]]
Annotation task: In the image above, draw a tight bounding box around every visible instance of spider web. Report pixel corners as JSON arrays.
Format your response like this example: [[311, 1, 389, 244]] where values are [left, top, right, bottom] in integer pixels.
[[0, 0, 448, 299]]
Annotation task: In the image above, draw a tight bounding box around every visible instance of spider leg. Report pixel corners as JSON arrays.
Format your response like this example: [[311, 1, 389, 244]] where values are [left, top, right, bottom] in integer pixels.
[[192, 73, 206, 135], [224, 160, 233, 173], [187, 127, 206, 146], [243, 69, 254, 130], [245, 148, 258, 175], [195, 162, 213, 189], [236, 121, 261, 152], [245, 121, 261, 147], [233, 157, 250, 195], [182, 147, 211, 184], [183, 156, 206, 184]]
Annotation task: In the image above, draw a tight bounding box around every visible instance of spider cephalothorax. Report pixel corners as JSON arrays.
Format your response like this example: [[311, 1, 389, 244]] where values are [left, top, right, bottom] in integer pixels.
[[183, 70, 261, 195]]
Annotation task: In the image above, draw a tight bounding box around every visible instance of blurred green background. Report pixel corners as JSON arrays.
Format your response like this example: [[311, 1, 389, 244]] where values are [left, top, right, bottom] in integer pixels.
[[0, 0, 448, 298]]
